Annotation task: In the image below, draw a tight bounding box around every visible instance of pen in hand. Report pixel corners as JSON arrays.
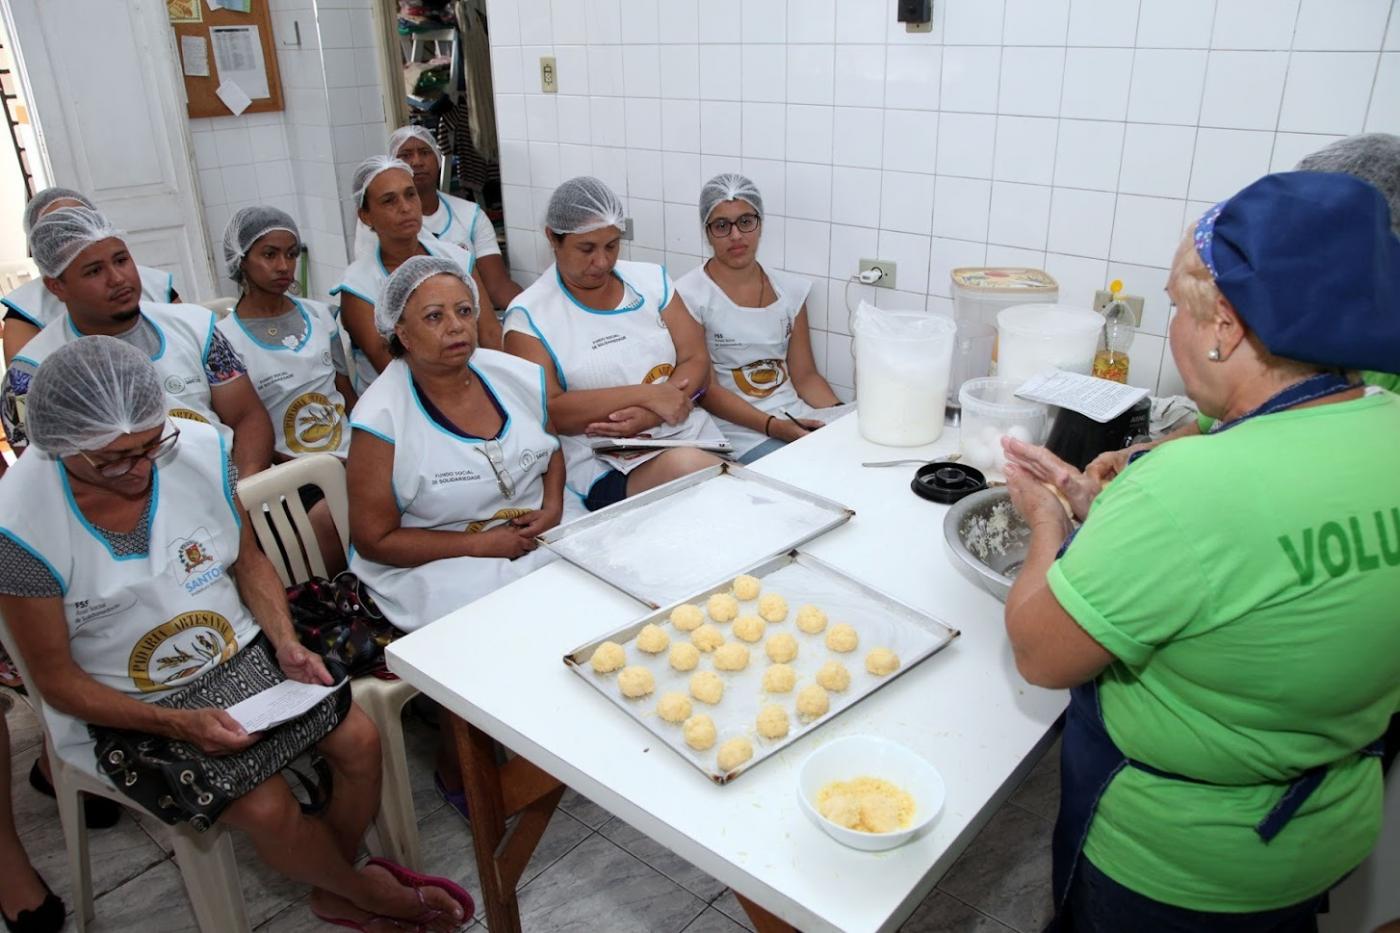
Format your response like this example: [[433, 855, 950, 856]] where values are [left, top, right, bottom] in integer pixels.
[[784, 411, 810, 433]]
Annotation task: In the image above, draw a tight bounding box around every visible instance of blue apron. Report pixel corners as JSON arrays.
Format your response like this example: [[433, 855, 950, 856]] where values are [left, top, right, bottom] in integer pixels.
[[1049, 373, 1387, 926]]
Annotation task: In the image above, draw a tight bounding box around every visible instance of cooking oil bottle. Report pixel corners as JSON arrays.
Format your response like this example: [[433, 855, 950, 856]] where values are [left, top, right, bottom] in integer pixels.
[[1093, 279, 1135, 383]]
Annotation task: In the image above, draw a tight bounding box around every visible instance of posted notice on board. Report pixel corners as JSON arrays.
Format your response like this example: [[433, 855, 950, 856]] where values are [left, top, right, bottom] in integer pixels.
[[210, 24, 269, 99]]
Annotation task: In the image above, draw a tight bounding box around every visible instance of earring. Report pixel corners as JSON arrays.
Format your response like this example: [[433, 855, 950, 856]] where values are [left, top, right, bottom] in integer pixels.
[[1207, 347, 1222, 361]]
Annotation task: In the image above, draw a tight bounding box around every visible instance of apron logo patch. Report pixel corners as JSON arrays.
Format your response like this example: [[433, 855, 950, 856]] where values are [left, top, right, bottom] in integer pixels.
[[164, 374, 186, 393], [642, 363, 675, 384], [732, 359, 788, 398], [128, 610, 238, 693], [168, 407, 210, 424], [283, 392, 345, 454], [170, 528, 225, 595]]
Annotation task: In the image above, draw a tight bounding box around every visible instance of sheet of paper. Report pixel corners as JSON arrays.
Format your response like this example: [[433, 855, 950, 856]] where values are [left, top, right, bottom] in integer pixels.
[[180, 35, 211, 77], [802, 402, 856, 425], [215, 79, 252, 115], [226, 677, 346, 734], [205, 0, 224, 11], [210, 24, 269, 99], [1014, 369, 1150, 423]]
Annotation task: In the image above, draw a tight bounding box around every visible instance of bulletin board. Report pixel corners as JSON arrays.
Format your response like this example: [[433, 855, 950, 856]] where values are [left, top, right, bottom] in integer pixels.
[[170, 1, 284, 118]]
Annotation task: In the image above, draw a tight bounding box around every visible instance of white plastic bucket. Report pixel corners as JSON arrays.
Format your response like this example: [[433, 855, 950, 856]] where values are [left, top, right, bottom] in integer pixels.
[[996, 303, 1103, 387], [852, 302, 957, 447]]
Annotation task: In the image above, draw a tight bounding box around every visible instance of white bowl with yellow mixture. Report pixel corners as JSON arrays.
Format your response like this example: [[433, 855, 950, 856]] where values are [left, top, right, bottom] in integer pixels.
[[797, 736, 945, 851]]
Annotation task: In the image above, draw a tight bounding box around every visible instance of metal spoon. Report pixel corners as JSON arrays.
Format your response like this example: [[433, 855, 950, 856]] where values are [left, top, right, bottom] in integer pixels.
[[861, 454, 961, 468]]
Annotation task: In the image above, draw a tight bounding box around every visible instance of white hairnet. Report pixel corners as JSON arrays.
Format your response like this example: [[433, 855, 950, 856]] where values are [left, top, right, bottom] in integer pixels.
[[26, 335, 168, 456], [23, 187, 96, 236], [352, 155, 414, 208], [376, 255, 479, 339], [699, 173, 764, 224], [221, 205, 300, 282], [388, 125, 442, 163], [545, 176, 626, 236], [29, 206, 125, 279], [1296, 133, 1400, 235]]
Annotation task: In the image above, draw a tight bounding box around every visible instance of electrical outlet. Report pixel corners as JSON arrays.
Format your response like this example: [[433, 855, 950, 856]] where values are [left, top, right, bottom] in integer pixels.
[[859, 258, 897, 290], [1093, 289, 1144, 327], [621, 217, 634, 241], [539, 56, 557, 93]]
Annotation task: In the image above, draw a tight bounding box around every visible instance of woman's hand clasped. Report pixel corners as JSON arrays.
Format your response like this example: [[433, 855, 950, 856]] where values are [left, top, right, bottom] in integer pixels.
[[510, 504, 563, 540], [470, 523, 540, 560], [1001, 436, 1102, 525], [642, 379, 695, 426], [585, 405, 663, 437]]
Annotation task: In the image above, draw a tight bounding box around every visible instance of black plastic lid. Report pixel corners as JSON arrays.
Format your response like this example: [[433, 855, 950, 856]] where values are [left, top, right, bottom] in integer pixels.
[[912, 461, 988, 504]]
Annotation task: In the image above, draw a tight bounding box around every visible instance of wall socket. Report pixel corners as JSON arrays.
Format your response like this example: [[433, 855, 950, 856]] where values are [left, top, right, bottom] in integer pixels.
[[539, 56, 557, 93], [859, 258, 898, 290], [1093, 289, 1144, 327]]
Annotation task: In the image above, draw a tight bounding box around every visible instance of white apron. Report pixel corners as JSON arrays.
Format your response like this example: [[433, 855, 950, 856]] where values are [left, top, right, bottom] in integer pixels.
[[13, 302, 232, 445], [502, 260, 719, 501], [330, 235, 476, 393], [1, 265, 175, 328], [216, 298, 351, 459], [348, 350, 561, 631], [675, 264, 815, 457], [352, 191, 500, 260], [0, 420, 258, 752]]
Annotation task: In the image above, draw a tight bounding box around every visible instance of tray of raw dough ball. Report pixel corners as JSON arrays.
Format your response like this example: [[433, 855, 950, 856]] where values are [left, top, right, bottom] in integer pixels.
[[563, 551, 960, 784], [538, 462, 855, 609]]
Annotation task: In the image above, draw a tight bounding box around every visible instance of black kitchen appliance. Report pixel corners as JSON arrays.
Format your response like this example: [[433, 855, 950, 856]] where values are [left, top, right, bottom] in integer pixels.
[[1044, 398, 1152, 471]]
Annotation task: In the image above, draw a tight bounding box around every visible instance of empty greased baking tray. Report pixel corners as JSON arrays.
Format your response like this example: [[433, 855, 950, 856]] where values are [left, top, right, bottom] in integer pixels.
[[539, 462, 856, 609], [563, 550, 961, 784]]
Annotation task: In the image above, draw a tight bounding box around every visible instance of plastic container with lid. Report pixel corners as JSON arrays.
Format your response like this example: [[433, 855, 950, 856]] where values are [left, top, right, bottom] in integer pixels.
[[957, 377, 1049, 481], [995, 303, 1103, 387], [949, 268, 1059, 406], [852, 302, 957, 446]]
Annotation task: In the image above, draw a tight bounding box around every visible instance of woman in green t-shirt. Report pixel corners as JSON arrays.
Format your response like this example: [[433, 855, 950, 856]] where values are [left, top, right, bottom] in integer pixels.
[[1000, 172, 1400, 931]]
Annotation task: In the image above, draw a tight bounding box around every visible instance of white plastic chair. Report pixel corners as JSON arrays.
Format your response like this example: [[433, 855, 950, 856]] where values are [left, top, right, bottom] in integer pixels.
[[0, 614, 249, 933], [236, 454, 422, 870], [201, 296, 238, 320]]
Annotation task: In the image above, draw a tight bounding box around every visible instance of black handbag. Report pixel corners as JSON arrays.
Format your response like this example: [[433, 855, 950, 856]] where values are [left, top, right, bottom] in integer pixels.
[[287, 572, 399, 678]]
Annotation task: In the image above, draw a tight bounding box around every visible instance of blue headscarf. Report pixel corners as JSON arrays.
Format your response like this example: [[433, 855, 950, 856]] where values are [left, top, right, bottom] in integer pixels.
[[1192, 171, 1400, 372]]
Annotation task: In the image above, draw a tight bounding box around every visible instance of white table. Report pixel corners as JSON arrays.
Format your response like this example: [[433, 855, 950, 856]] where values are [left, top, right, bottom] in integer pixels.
[[387, 416, 1067, 933]]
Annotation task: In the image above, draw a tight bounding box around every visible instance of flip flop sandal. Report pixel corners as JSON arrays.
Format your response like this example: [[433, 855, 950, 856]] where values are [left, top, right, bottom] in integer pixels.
[[310, 887, 443, 932], [365, 857, 475, 927]]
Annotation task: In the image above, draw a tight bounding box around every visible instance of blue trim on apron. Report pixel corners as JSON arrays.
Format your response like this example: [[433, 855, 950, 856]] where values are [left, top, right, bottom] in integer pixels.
[[1048, 371, 1381, 927]]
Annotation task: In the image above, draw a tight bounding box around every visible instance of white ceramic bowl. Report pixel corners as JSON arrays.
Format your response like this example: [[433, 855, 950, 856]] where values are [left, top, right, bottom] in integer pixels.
[[796, 736, 946, 852]]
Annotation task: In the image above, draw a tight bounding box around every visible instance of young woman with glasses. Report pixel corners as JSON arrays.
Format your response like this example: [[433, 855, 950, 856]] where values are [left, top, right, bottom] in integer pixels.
[[675, 174, 842, 463]]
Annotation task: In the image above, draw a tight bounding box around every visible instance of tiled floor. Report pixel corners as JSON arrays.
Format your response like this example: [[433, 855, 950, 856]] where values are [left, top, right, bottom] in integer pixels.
[[4, 694, 1059, 932]]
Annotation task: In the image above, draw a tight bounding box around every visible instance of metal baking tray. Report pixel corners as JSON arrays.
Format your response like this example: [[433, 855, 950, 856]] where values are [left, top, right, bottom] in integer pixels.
[[539, 462, 855, 609], [563, 550, 961, 784]]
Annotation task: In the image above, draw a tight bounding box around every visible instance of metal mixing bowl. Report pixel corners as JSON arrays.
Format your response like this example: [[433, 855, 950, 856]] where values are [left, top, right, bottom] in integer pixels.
[[942, 488, 1031, 602]]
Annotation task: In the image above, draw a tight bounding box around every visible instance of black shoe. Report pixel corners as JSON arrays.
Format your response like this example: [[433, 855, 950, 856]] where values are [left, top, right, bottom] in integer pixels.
[[1, 874, 63, 933], [28, 759, 122, 829]]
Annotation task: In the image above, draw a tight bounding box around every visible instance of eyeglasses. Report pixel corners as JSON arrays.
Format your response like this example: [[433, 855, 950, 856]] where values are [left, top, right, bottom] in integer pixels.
[[477, 439, 516, 500], [78, 427, 181, 479], [706, 213, 761, 238]]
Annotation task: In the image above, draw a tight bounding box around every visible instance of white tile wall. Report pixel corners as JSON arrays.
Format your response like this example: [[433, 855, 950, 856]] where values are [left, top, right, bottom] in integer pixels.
[[484, 0, 1400, 396]]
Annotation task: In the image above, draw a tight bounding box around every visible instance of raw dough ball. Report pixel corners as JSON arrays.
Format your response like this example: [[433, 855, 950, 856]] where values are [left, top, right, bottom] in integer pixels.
[[618, 666, 655, 698], [669, 642, 701, 672], [683, 714, 716, 750], [795, 605, 828, 634], [733, 574, 762, 600], [816, 660, 852, 692], [717, 737, 753, 772], [732, 614, 766, 643], [756, 704, 790, 739], [825, 623, 859, 653], [762, 663, 797, 693], [691, 624, 725, 652], [713, 642, 751, 672], [758, 593, 789, 623], [707, 592, 740, 622], [690, 670, 725, 705], [765, 633, 798, 663], [670, 604, 705, 632], [657, 692, 692, 723], [590, 641, 626, 673], [865, 647, 900, 676], [796, 684, 830, 720], [636, 623, 669, 654]]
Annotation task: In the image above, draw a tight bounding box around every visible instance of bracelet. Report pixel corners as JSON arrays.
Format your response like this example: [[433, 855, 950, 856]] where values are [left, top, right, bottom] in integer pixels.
[[764, 414, 776, 437]]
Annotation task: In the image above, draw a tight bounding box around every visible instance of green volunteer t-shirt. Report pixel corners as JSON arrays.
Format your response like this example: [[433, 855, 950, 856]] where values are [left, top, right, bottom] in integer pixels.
[[1047, 391, 1400, 912], [1196, 371, 1398, 433]]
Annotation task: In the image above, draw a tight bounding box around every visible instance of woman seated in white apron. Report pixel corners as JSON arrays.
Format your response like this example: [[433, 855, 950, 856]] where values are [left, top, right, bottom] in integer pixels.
[[347, 256, 567, 817], [2, 187, 179, 366], [502, 176, 722, 512], [331, 156, 500, 393], [352, 126, 521, 311], [675, 174, 843, 463], [216, 205, 357, 571], [0, 336, 472, 931]]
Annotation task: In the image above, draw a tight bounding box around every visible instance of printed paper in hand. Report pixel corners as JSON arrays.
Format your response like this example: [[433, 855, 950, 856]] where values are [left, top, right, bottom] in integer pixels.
[[181, 35, 210, 77], [215, 80, 253, 115], [1014, 370, 1150, 423], [803, 402, 856, 425], [226, 677, 346, 734], [210, 24, 269, 99]]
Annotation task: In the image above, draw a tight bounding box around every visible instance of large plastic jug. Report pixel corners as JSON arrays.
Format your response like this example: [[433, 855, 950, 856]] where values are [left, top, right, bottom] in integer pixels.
[[852, 302, 957, 446], [996, 303, 1103, 387]]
